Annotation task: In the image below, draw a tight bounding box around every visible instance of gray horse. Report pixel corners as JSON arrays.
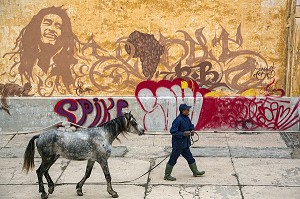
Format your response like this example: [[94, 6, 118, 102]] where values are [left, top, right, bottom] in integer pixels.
[[23, 112, 145, 199]]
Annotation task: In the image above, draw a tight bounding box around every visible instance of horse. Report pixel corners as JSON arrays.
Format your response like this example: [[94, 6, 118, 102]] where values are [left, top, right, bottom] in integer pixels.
[[23, 112, 145, 199]]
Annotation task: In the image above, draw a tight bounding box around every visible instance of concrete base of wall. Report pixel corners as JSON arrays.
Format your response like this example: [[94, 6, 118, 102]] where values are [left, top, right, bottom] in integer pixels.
[[0, 97, 299, 132]]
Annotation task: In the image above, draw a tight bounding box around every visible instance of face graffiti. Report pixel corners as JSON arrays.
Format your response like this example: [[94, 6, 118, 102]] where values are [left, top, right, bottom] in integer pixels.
[[3, 6, 79, 95], [40, 14, 62, 45], [5, 6, 279, 97]]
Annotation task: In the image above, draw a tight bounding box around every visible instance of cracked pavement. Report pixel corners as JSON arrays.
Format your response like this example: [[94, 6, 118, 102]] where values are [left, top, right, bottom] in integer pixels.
[[0, 132, 300, 198]]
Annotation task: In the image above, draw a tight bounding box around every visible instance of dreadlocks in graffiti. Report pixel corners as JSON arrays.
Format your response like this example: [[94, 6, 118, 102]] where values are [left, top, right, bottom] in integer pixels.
[[2, 6, 278, 96], [3, 6, 80, 96]]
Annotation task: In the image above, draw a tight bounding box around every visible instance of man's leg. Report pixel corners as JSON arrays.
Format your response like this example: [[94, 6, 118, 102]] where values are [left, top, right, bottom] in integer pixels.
[[181, 148, 205, 177], [164, 147, 181, 181], [168, 147, 181, 166], [181, 147, 195, 164]]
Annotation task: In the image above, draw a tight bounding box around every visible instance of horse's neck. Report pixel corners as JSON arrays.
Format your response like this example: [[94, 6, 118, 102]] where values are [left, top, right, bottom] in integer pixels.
[[104, 130, 122, 144], [101, 118, 126, 144]]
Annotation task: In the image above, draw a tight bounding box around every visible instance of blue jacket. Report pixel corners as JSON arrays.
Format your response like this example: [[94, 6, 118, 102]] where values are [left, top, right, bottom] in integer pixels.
[[170, 113, 195, 149]]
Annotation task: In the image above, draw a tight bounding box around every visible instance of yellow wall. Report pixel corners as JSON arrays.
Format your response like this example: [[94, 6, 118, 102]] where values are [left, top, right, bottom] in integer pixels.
[[291, 2, 300, 96], [0, 0, 295, 97]]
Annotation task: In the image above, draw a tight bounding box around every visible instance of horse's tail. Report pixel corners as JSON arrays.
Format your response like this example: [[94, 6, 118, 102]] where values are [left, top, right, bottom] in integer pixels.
[[23, 135, 39, 173]]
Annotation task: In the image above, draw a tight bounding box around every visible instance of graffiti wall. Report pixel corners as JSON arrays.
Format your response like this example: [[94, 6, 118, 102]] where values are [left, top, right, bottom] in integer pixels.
[[290, 1, 300, 96], [135, 78, 300, 131], [54, 98, 129, 127], [0, 0, 299, 132]]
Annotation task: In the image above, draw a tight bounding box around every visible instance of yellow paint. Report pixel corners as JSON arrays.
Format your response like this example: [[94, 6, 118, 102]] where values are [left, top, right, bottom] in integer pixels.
[[181, 81, 188, 89], [0, 0, 293, 96], [290, 5, 300, 96], [240, 88, 260, 97], [204, 90, 227, 97]]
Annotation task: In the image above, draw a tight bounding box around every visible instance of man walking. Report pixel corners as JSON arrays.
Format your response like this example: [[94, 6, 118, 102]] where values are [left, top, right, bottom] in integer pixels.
[[164, 103, 205, 181]]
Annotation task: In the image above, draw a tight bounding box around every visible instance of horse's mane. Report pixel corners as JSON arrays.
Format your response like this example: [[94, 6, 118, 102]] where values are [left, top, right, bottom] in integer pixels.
[[99, 114, 128, 141]]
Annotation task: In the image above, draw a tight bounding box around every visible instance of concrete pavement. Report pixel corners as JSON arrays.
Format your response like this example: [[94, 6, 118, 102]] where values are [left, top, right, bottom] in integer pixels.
[[0, 132, 300, 199]]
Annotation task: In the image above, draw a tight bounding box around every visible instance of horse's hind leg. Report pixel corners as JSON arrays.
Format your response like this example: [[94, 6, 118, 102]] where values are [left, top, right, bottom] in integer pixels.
[[36, 156, 58, 199], [36, 162, 48, 199], [98, 158, 118, 198], [44, 156, 59, 194], [44, 170, 55, 194], [76, 159, 95, 196]]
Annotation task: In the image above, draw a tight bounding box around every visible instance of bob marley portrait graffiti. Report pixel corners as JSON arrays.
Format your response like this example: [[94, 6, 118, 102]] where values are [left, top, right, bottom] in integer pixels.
[[1, 3, 282, 97], [4, 6, 80, 96]]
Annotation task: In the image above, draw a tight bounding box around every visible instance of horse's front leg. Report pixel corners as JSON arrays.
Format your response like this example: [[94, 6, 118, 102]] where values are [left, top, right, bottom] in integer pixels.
[[76, 159, 95, 196], [98, 158, 118, 198]]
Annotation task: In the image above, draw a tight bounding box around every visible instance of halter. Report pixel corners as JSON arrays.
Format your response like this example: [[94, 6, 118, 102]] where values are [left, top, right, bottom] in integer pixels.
[[124, 113, 133, 131]]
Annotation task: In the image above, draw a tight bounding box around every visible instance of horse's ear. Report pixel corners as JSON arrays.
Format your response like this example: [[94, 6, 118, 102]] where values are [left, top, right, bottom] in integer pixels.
[[123, 112, 129, 120]]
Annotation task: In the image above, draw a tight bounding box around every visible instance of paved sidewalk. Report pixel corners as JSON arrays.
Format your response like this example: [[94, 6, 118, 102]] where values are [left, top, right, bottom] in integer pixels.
[[0, 131, 300, 199]]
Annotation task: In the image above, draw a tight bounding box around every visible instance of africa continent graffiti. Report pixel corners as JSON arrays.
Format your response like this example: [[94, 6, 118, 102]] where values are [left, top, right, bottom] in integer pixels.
[[2, 6, 276, 97]]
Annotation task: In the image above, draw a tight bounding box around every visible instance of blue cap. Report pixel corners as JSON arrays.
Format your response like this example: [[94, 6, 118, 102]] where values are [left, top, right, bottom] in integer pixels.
[[179, 104, 192, 111]]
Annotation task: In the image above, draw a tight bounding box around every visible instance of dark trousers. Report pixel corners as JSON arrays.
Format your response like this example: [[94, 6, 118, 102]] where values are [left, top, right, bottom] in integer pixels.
[[167, 147, 195, 166]]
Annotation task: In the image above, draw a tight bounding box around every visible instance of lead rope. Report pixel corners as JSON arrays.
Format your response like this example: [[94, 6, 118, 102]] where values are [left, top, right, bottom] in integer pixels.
[[190, 132, 199, 145], [113, 132, 199, 184], [113, 155, 170, 183], [9, 122, 198, 184], [3, 121, 88, 135]]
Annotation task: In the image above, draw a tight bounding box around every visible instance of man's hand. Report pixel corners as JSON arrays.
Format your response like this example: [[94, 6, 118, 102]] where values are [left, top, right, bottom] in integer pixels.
[[191, 130, 195, 136], [184, 131, 191, 136]]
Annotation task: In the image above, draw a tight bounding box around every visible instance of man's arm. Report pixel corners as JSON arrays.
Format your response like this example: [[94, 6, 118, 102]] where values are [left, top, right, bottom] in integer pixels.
[[189, 123, 195, 131], [170, 118, 190, 137], [189, 121, 195, 136]]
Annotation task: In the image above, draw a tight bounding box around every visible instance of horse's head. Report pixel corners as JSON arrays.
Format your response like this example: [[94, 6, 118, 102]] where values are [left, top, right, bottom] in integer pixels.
[[124, 112, 145, 135]]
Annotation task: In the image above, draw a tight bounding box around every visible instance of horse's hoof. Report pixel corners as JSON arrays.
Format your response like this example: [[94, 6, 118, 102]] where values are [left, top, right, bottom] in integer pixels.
[[48, 186, 54, 194], [77, 189, 83, 196], [41, 192, 48, 199], [111, 192, 119, 198]]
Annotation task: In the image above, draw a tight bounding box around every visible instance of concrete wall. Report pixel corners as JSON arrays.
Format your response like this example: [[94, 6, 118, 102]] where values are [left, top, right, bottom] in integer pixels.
[[1, 94, 299, 132], [1, 0, 300, 132]]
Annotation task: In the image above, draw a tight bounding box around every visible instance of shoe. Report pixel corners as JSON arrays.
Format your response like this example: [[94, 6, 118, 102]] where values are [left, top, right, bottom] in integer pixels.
[[189, 162, 205, 177], [164, 164, 176, 181]]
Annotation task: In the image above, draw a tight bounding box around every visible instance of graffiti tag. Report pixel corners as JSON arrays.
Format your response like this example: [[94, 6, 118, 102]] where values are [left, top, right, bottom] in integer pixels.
[[54, 98, 129, 127]]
